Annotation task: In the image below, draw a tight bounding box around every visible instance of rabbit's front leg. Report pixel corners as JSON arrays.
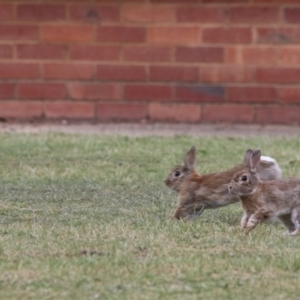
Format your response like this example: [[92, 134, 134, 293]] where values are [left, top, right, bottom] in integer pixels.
[[245, 213, 261, 232], [290, 207, 300, 236], [173, 205, 184, 220], [172, 203, 196, 220], [241, 213, 250, 229]]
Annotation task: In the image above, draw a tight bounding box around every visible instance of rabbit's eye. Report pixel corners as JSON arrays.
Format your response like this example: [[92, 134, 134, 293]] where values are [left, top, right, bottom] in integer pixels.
[[241, 175, 248, 181], [175, 171, 181, 177]]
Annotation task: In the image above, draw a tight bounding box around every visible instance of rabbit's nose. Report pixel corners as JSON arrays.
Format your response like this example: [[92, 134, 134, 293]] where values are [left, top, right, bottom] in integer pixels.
[[228, 185, 233, 192]]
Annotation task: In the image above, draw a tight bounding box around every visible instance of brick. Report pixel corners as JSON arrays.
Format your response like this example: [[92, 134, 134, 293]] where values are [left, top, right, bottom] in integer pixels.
[[202, 66, 254, 83], [256, 27, 300, 44], [177, 7, 227, 23], [227, 86, 277, 102], [149, 103, 201, 122], [70, 45, 120, 61], [203, 105, 254, 123], [69, 83, 120, 100], [203, 27, 252, 44], [284, 8, 300, 24], [203, 0, 251, 2], [97, 103, 147, 121], [150, 0, 198, 2], [0, 63, 39, 79], [95, 0, 141, 2], [175, 47, 224, 63], [96, 65, 146, 81], [44, 102, 94, 119], [17, 4, 66, 21], [0, 101, 42, 119], [94, 0, 141, 4], [124, 84, 172, 101], [175, 85, 225, 102], [97, 26, 146, 42], [123, 45, 172, 62], [149, 65, 198, 82], [230, 7, 279, 23], [18, 83, 67, 100], [0, 25, 38, 41], [226, 46, 277, 64], [241, 47, 277, 64], [256, 106, 300, 125], [0, 45, 13, 58], [279, 47, 300, 65], [254, 0, 299, 2], [0, 4, 14, 21], [70, 5, 119, 22], [225, 46, 240, 63], [41, 25, 94, 43], [122, 5, 174, 23], [43, 63, 95, 80], [279, 88, 300, 103], [256, 68, 300, 83], [0, 83, 14, 99], [17, 44, 68, 60], [148, 26, 200, 44]]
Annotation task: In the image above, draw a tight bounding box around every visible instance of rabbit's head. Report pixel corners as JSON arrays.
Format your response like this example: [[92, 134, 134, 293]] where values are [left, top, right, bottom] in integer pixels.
[[228, 149, 261, 196], [164, 146, 196, 192]]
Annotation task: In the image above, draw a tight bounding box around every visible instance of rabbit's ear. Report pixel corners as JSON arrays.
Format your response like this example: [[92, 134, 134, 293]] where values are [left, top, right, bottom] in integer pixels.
[[250, 150, 261, 171], [244, 149, 253, 164], [184, 146, 196, 170]]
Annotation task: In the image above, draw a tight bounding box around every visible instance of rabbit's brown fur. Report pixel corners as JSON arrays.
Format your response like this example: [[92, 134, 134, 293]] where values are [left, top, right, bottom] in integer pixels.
[[165, 147, 282, 221], [228, 150, 300, 235]]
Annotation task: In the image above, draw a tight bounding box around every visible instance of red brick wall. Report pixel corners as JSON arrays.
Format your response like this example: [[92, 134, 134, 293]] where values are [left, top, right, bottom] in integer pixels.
[[1, 0, 300, 124]]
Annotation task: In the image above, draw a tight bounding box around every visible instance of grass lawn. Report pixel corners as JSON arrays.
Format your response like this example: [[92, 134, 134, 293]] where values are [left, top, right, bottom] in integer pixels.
[[0, 132, 300, 300]]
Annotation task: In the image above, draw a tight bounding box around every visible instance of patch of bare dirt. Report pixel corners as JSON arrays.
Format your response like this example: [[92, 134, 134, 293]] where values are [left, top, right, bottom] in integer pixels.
[[0, 122, 299, 137]]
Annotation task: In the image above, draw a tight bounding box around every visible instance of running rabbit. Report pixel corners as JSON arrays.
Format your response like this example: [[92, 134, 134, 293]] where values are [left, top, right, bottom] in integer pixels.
[[164, 146, 282, 220], [228, 149, 300, 235]]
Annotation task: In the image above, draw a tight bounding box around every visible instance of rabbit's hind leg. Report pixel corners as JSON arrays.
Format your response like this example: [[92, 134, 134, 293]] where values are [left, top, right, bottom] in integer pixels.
[[278, 214, 295, 233]]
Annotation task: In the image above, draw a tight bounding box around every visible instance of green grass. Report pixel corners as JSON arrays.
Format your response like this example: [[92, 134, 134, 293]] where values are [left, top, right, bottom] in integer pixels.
[[0, 133, 300, 300]]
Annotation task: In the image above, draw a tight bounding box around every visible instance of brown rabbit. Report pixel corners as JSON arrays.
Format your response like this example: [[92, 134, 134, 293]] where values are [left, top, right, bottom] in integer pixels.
[[164, 146, 282, 220], [228, 150, 300, 235]]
